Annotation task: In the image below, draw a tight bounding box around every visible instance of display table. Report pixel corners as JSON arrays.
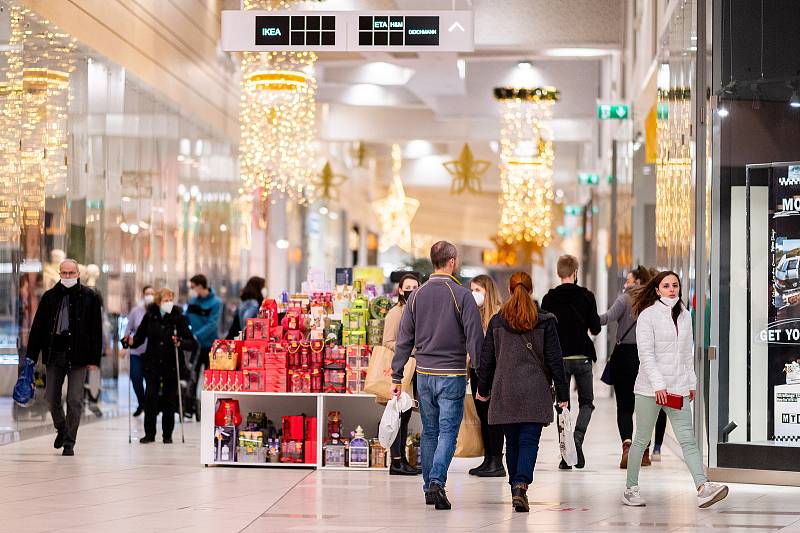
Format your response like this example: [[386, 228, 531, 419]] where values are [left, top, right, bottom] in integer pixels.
[[774, 383, 800, 442], [200, 390, 392, 468]]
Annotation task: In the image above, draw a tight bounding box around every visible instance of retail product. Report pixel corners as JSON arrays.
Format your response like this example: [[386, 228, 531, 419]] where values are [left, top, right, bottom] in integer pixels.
[[209, 340, 241, 370], [325, 442, 346, 467], [369, 296, 392, 320], [258, 298, 280, 325], [785, 361, 800, 385], [406, 433, 421, 467], [305, 416, 318, 464], [325, 320, 342, 346], [289, 369, 312, 393], [348, 426, 370, 468], [214, 426, 237, 462], [370, 439, 388, 468], [242, 340, 269, 368], [215, 398, 243, 427], [243, 369, 266, 392], [324, 346, 346, 369], [367, 318, 384, 346]]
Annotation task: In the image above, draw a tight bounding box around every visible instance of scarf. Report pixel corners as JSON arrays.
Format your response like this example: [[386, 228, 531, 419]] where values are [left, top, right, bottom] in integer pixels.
[[56, 293, 70, 334]]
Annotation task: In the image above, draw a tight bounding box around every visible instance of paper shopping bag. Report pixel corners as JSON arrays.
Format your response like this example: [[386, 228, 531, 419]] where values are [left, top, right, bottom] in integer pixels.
[[364, 345, 415, 402], [455, 393, 484, 458]]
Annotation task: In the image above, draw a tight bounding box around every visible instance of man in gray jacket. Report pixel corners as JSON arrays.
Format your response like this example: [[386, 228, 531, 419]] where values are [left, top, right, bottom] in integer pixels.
[[391, 241, 484, 510]]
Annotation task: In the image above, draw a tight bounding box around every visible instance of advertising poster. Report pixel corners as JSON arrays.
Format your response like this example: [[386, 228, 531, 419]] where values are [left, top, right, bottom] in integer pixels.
[[767, 163, 800, 441]]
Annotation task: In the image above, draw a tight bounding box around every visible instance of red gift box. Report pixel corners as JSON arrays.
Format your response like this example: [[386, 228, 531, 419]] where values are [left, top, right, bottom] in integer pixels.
[[289, 369, 311, 393], [242, 340, 269, 368], [204, 370, 214, 390], [324, 346, 346, 369], [258, 298, 279, 326], [324, 369, 347, 394], [243, 369, 265, 392], [246, 319, 272, 341], [282, 415, 305, 441], [310, 368, 322, 393]]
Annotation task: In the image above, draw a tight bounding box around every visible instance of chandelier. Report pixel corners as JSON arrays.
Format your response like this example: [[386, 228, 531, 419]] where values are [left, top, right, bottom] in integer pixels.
[[372, 144, 419, 253], [240, 0, 317, 205], [494, 87, 559, 249]]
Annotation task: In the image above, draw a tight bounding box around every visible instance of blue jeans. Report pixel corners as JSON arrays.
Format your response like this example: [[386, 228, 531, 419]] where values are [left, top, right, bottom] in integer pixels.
[[501, 423, 543, 486], [417, 374, 466, 492], [130, 354, 145, 408]]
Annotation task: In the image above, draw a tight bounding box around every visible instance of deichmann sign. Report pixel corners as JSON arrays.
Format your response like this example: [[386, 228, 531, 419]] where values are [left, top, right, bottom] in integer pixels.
[[597, 104, 630, 120], [221, 10, 474, 52]]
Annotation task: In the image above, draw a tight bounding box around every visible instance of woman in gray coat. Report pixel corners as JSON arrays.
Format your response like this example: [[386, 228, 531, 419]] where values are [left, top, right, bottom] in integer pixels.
[[476, 271, 569, 513]]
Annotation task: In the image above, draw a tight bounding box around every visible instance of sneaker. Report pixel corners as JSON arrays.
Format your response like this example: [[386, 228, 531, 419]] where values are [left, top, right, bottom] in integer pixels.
[[622, 486, 646, 506], [620, 440, 632, 469], [62, 447, 75, 456], [785, 361, 800, 385], [652, 449, 662, 462], [54, 430, 65, 450], [641, 447, 652, 467], [428, 484, 451, 510], [697, 482, 729, 509], [512, 483, 530, 513]]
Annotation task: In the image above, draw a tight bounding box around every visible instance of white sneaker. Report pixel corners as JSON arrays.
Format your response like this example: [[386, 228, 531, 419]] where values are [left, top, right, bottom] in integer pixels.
[[652, 449, 662, 462], [697, 482, 729, 508], [622, 486, 646, 507]]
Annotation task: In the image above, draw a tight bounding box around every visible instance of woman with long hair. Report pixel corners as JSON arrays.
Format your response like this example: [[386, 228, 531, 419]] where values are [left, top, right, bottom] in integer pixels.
[[468, 274, 506, 477], [226, 276, 266, 339], [476, 272, 569, 512], [622, 271, 728, 508]]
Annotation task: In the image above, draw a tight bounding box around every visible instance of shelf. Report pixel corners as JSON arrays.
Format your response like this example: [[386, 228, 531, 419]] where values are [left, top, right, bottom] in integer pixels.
[[202, 391, 376, 398], [319, 466, 389, 471], [207, 461, 316, 468]]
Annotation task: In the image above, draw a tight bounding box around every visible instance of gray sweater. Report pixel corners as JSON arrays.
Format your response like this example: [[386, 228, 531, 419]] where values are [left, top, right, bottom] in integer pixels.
[[391, 273, 484, 383], [600, 287, 638, 345]]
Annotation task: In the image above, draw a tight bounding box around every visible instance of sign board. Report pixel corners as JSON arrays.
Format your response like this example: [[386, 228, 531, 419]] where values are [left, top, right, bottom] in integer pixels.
[[221, 10, 473, 52], [578, 173, 600, 185], [597, 104, 629, 120]]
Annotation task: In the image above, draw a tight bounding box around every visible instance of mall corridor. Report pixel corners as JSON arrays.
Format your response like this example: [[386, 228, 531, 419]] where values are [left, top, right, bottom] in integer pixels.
[[2, 394, 799, 533]]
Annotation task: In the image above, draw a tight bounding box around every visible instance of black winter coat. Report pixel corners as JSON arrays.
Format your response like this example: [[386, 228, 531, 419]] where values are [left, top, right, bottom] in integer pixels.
[[541, 283, 601, 361], [26, 282, 103, 367], [131, 305, 197, 377]]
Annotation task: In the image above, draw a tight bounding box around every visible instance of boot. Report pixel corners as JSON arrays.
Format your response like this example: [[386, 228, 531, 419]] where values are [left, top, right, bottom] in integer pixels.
[[469, 455, 489, 476], [428, 484, 451, 510], [559, 458, 572, 470], [475, 456, 506, 477], [390, 458, 418, 476], [403, 457, 421, 475], [511, 483, 530, 513], [620, 440, 631, 469], [575, 445, 586, 469], [641, 447, 652, 467]]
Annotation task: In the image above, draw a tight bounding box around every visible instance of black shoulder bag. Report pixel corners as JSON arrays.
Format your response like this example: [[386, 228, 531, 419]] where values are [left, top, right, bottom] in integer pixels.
[[600, 320, 637, 386]]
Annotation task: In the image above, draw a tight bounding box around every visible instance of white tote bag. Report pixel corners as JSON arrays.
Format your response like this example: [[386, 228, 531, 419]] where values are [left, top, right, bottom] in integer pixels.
[[558, 408, 578, 466], [378, 392, 415, 449]]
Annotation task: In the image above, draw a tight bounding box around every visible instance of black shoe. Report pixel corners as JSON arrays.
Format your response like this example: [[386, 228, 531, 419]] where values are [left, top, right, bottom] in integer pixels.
[[512, 483, 530, 512], [559, 458, 572, 470], [425, 491, 436, 505], [469, 456, 489, 476], [54, 431, 65, 449], [475, 456, 506, 478], [62, 447, 74, 456], [403, 458, 422, 475], [390, 459, 418, 476], [575, 446, 585, 469], [139, 436, 156, 444], [133, 406, 144, 417], [428, 485, 451, 510], [163, 437, 173, 444]]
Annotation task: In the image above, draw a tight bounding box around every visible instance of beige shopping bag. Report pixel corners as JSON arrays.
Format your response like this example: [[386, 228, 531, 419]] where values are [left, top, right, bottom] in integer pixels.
[[455, 393, 485, 458], [364, 345, 415, 402]]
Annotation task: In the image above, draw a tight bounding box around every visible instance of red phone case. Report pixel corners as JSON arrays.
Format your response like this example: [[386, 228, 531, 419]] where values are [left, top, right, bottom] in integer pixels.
[[657, 393, 684, 410]]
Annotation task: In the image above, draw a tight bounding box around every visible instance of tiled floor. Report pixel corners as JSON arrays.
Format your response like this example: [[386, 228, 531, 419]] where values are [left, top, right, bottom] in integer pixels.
[[2, 394, 799, 533]]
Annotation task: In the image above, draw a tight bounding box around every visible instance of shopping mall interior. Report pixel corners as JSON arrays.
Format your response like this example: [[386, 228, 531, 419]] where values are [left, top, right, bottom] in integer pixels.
[[1, 0, 800, 531]]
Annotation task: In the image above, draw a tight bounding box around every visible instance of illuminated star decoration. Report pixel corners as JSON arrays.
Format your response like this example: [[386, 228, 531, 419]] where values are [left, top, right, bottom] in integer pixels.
[[443, 143, 491, 195], [314, 161, 348, 201], [372, 144, 419, 253]]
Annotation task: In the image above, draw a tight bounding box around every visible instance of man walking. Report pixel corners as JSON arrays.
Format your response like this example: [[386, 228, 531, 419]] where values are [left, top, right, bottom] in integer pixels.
[[26, 258, 103, 456], [124, 285, 155, 417], [185, 274, 221, 417], [541, 254, 601, 469], [391, 241, 484, 510]]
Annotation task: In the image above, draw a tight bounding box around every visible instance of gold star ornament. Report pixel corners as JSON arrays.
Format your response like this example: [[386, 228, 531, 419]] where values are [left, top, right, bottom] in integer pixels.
[[314, 161, 348, 201], [372, 174, 419, 253], [443, 143, 491, 195]]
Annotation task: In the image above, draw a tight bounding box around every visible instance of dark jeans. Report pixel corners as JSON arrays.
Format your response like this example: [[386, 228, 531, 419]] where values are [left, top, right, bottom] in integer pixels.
[[144, 372, 178, 439], [130, 354, 145, 408], [417, 374, 466, 492], [612, 344, 669, 445], [559, 358, 594, 448], [45, 364, 88, 449], [501, 423, 543, 486], [469, 369, 505, 457]]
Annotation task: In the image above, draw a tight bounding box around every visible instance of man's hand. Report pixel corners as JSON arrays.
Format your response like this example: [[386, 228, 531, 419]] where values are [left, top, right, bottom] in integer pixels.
[[391, 383, 402, 398], [475, 392, 490, 402], [655, 389, 668, 405], [689, 390, 696, 402], [87, 365, 98, 370]]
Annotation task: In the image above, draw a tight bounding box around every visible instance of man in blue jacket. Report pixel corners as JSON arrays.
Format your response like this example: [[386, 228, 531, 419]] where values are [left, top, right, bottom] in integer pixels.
[[185, 274, 221, 410], [391, 241, 484, 511]]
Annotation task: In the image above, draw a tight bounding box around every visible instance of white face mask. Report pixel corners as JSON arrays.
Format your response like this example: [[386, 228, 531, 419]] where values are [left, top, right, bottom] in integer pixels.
[[160, 302, 175, 315], [261, 288, 268, 298], [61, 278, 78, 288], [143, 294, 155, 305], [472, 291, 485, 307], [660, 296, 680, 307]]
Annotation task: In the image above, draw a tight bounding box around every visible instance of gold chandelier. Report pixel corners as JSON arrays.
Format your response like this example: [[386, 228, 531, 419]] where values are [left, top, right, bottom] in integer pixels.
[[372, 144, 419, 253], [494, 87, 559, 248], [240, 0, 317, 205]]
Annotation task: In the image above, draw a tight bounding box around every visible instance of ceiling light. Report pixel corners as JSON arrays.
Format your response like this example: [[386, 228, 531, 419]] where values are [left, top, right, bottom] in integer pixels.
[[276, 239, 290, 250], [319, 206, 329, 215], [544, 48, 610, 58], [717, 106, 729, 117], [517, 60, 534, 70], [790, 90, 800, 109], [457, 59, 466, 80], [329, 211, 339, 220]]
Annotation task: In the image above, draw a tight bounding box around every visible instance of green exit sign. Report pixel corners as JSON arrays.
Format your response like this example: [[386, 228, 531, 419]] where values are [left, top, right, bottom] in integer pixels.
[[598, 104, 629, 120], [578, 173, 600, 185]]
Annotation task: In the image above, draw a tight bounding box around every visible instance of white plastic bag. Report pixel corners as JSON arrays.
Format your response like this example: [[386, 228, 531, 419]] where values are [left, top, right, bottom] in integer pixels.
[[558, 408, 578, 466], [378, 392, 415, 449]]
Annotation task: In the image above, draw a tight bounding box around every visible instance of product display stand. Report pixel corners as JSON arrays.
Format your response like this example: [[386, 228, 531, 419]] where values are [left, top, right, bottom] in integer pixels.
[[200, 390, 390, 469]]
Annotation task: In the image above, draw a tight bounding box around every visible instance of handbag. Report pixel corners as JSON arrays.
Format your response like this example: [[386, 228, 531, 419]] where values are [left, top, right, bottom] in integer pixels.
[[13, 358, 36, 407], [363, 345, 415, 402], [601, 320, 637, 386], [656, 392, 684, 410], [455, 391, 484, 458]]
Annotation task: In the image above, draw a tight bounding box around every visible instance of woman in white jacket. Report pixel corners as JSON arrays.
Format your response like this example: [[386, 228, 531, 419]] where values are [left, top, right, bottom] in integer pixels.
[[622, 271, 729, 509]]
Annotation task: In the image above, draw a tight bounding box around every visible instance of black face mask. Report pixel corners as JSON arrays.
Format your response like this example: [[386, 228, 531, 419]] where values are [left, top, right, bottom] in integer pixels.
[[399, 290, 412, 302]]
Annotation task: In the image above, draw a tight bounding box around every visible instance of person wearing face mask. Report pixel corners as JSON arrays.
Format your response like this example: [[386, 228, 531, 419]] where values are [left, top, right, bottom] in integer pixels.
[[185, 274, 222, 417], [467, 275, 506, 478], [226, 277, 266, 340], [381, 273, 421, 476], [123, 286, 156, 417], [26, 258, 103, 456], [130, 288, 197, 444], [622, 271, 729, 509]]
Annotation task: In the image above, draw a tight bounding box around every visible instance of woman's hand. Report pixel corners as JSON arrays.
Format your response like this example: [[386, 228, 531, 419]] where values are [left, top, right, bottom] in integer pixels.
[[172, 336, 181, 347], [689, 390, 696, 402], [557, 401, 569, 410], [475, 392, 490, 402], [655, 389, 668, 404]]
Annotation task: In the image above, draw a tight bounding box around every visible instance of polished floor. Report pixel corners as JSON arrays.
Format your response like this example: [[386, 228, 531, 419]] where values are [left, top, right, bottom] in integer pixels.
[[1, 393, 799, 533]]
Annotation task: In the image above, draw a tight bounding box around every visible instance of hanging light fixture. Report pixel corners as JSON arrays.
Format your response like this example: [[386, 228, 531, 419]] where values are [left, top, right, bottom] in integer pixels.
[[493, 87, 559, 250], [240, 0, 317, 205], [372, 144, 419, 253]]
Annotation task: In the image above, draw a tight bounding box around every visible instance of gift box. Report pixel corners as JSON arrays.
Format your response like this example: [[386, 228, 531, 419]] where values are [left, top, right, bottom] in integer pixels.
[[289, 369, 311, 393], [310, 368, 323, 393], [214, 426, 237, 462], [237, 446, 267, 464], [242, 340, 269, 368], [243, 369, 266, 392], [284, 329, 305, 343], [346, 345, 371, 370], [209, 340, 241, 370], [258, 298, 279, 326], [324, 369, 347, 394], [324, 346, 346, 369], [310, 340, 325, 368], [346, 367, 367, 394], [367, 319, 384, 346], [245, 319, 272, 341], [282, 307, 305, 332], [282, 415, 306, 441], [342, 329, 366, 346], [325, 320, 342, 346], [280, 439, 305, 463], [204, 370, 214, 390], [324, 443, 346, 467]]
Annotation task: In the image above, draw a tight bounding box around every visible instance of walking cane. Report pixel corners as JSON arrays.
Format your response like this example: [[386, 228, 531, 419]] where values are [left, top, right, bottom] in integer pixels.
[[173, 328, 186, 444], [128, 363, 132, 444]]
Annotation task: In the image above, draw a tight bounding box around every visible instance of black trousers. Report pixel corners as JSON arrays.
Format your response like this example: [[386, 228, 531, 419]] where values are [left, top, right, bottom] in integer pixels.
[[45, 364, 88, 449], [390, 373, 418, 460], [469, 369, 505, 457], [144, 371, 178, 439], [612, 344, 668, 444]]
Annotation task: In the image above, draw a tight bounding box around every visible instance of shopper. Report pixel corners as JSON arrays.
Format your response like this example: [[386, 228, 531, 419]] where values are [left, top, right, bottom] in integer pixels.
[[124, 285, 155, 417], [476, 272, 569, 512], [622, 271, 729, 508], [391, 241, 484, 510], [541, 254, 601, 469], [468, 274, 506, 478], [186, 274, 222, 415], [226, 276, 265, 339], [26, 258, 103, 456], [382, 273, 421, 476], [128, 288, 197, 444]]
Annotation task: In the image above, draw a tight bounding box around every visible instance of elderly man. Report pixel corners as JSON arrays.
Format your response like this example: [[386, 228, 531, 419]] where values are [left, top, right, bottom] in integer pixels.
[[26, 258, 103, 456]]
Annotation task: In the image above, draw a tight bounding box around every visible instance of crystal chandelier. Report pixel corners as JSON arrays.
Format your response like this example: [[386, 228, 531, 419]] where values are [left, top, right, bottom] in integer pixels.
[[240, 0, 317, 205], [372, 144, 419, 253], [494, 87, 559, 249]]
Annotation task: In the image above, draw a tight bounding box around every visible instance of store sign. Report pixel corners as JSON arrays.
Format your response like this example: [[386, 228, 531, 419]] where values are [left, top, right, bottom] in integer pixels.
[[221, 10, 473, 52], [598, 104, 629, 120], [578, 173, 600, 185]]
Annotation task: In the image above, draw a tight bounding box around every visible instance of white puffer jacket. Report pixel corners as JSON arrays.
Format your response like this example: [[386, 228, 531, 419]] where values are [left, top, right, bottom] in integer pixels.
[[634, 300, 697, 397]]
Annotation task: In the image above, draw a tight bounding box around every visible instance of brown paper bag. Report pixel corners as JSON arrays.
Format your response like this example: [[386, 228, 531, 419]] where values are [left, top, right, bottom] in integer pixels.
[[455, 393, 484, 458], [364, 345, 415, 402]]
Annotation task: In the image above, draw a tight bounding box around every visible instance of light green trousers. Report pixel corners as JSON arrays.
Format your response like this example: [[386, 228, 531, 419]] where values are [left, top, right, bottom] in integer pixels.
[[626, 394, 707, 489]]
